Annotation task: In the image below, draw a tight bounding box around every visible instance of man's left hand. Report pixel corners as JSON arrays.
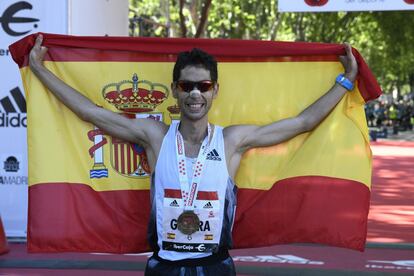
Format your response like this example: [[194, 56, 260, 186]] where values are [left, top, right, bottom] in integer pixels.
[[339, 43, 358, 82]]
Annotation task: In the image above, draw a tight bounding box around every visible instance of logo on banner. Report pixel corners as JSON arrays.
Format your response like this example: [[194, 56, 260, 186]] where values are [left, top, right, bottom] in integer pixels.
[[0, 155, 27, 185], [233, 254, 324, 265], [366, 259, 414, 270], [0, 87, 26, 128], [3, 156, 19, 172], [304, 0, 329, 6], [404, 0, 414, 4], [87, 73, 179, 179], [0, 1, 39, 36]]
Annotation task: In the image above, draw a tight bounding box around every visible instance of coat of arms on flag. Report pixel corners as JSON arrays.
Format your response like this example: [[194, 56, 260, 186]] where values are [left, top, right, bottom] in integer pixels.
[[88, 73, 173, 178]]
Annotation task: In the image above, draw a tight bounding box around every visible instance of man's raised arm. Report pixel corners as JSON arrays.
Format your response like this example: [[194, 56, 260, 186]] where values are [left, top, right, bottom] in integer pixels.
[[224, 43, 358, 155], [29, 35, 167, 148]]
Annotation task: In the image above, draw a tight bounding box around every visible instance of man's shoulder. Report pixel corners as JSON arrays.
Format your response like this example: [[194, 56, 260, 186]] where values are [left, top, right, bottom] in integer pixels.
[[136, 118, 169, 141], [222, 124, 246, 144], [222, 124, 246, 135]]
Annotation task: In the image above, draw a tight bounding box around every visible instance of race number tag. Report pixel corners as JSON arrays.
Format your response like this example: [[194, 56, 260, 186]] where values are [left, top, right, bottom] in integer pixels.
[[162, 189, 221, 253]]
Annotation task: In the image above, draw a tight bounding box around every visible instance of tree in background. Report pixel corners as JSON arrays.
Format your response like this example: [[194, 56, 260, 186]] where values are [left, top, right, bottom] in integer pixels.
[[129, 0, 414, 97]]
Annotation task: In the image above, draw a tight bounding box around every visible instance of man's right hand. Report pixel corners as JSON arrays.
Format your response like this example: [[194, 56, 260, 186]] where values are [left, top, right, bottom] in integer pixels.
[[29, 34, 48, 71]]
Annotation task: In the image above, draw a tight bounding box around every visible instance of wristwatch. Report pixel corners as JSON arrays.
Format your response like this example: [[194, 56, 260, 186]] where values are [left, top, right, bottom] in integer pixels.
[[335, 74, 354, 91]]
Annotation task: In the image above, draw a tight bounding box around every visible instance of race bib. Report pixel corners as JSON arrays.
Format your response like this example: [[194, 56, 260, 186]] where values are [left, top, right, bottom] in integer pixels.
[[162, 189, 221, 253]]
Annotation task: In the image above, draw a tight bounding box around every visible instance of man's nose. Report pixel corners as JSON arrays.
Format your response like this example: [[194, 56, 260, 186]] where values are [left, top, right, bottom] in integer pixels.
[[189, 89, 201, 97]]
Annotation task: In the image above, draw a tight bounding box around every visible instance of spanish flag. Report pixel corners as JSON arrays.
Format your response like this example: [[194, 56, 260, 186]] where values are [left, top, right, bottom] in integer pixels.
[[9, 33, 380, 253]]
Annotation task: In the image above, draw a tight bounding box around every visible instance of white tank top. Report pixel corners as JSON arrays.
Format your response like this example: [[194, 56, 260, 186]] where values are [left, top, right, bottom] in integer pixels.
[[149, 121, 236, 261]]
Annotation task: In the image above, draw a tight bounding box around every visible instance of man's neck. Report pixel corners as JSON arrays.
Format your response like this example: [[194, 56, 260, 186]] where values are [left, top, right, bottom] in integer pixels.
[[179, 116, 209, 144]]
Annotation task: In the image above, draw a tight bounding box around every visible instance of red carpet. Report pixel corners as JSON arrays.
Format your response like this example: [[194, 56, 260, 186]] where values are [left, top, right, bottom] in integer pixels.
[[368, 141, 414, 243], [1, 243, 413, 275]]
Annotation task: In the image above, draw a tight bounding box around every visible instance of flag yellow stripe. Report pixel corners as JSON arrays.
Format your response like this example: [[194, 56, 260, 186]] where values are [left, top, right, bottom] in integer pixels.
[[23, 60, 370, 191]]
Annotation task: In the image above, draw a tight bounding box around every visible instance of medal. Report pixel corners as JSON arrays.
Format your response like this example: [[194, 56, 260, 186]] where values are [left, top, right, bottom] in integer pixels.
[[175, 122, 213, 239], [177, 210, 200, 236]]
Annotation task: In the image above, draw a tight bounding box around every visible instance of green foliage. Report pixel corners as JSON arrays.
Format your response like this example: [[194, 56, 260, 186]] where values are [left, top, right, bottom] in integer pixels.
[[369, 12, 414, 95], [129, 0, 414, 96]]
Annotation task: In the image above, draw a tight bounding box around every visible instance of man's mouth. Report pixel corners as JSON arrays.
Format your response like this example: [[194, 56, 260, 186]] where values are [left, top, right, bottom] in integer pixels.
[[186, 103, 205, 111]]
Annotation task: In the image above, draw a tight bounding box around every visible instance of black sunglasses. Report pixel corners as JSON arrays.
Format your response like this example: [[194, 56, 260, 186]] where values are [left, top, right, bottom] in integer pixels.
[[176, 80, 215, 93]]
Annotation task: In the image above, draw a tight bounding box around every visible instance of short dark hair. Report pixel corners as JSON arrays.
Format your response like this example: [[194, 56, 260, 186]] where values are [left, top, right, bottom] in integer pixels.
[[173, 48, 218, 82]]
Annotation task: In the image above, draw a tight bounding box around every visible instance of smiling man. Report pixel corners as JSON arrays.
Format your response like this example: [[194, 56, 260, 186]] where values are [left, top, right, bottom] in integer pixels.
[[29, 35, 357, 276]]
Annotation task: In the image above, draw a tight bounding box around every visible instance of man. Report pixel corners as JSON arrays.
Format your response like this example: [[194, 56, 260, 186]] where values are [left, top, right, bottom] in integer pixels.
[[29, 34, 357, 275]]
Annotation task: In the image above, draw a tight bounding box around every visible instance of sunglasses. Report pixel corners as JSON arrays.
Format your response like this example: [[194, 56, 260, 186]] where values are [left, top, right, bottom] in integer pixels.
[[176, 80, 215, 93]]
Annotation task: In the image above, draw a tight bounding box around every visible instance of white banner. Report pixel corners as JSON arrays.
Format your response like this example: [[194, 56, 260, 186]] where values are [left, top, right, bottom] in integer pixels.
[[68, 0, 129, 36], [278, 0, 414, 12], [0, 0, 68, 237]]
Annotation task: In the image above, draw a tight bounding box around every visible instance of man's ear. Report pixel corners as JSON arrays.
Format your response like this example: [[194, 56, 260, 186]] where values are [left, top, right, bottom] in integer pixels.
[[171, 83, 178, 99], [212, 83, 219, 99]]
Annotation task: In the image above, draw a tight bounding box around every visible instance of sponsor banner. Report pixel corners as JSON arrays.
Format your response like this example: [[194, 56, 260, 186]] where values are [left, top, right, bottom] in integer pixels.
[[230, 245, 414, 273], [0, 0, 67, 237], [366, 259, 414, 271], [0, 154, 28, 237], [278, 0, 414, 12], [233, 254, 325, 265], [234, 254, 414, 272], [90, 247, 414, 273]]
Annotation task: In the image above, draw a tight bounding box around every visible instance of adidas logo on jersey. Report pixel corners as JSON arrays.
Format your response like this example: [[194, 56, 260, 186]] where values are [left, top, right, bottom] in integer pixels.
[[170, 199, 179, 207], [203, 201, 213, 209], [206, 149, 221, 161]]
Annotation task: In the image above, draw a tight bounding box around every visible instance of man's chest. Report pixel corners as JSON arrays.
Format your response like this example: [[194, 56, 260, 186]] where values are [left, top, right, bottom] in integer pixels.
[[183, 142, 203, 158]]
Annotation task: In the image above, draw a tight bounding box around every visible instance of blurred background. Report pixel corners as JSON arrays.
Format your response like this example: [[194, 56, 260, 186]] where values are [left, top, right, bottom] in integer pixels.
[[129, 0, 414, 140], [0, 1, 413, 275]]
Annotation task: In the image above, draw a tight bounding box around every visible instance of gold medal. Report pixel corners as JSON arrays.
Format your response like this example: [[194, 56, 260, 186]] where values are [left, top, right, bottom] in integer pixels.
[[177, 210, 200, 235]]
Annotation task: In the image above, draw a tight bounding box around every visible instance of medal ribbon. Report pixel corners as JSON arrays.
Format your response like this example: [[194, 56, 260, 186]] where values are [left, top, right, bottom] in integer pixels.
[[175, 122, 212, 211]]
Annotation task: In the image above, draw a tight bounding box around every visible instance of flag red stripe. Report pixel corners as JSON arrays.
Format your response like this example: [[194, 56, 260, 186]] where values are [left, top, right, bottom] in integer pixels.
[[114, 143, 119, 171], [126, 144, 131, 174], [233, 176, 370, 251], [9, 33, 381, 102], [31, 47, 341, 63], [129, 144, 138, 172], [27, 183, 150, 253], [120, 143, 125, 174], [133, 148, 138, 173], [27, 176, 369, 252], [10, 32, 353, 61]]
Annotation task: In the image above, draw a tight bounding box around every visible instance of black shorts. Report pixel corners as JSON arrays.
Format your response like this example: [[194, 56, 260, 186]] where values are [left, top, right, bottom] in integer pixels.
[[144, 251, 236, 276]]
